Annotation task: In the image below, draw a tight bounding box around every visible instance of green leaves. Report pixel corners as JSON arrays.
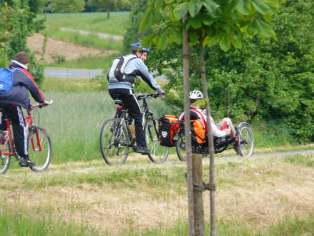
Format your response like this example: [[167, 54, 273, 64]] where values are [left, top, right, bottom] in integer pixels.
[[252, 0, 271, 15], [235, 0, 251, 15], [203, 0, 219, 16], [188, 1, 203, 17], [174, 2, 189, 20], [140, 0, 279, 52]]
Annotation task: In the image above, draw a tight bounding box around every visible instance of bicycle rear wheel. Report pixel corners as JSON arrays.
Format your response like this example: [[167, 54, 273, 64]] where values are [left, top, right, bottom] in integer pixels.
[[0, 132, 11, 174], [28, 126, 52, 172], [176, 132, 187, 161], [99, 118, 129, 165], [144, 117, 168, 163]]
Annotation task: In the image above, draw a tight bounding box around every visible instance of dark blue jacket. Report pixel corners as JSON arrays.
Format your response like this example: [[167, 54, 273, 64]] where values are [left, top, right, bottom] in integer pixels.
[[0, 63, 45, 108]]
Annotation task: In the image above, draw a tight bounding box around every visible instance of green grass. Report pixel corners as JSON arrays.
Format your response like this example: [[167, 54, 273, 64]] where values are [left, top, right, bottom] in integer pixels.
[[46, 30, 122, 50], [0, 208, 99, 236], [32, 91, 171, 163], [45, 12, 129, 50], [48, 54, 115, 69], [42, 78, 106, 92], [253, 120, 297, 148], [123, 215, 314, 236], [46, 12, 129, 36], [284, 154, 314, 167]]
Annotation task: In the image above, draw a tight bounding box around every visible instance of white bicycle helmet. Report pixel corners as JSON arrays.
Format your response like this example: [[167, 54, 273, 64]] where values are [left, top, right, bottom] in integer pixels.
[[189, 90, 203, 99]]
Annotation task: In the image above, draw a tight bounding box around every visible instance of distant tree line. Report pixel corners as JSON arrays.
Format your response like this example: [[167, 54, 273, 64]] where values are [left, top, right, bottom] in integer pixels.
[[125, 0, 314, 142]]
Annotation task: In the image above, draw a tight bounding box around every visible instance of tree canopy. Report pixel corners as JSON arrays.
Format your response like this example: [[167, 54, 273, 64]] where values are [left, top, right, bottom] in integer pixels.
[[0, 0, 45, 82], [126, 0, 314, 142]]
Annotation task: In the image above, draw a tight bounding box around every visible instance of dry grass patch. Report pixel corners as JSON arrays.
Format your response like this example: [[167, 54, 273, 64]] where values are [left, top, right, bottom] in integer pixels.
[[27, 33, 116, 64], [0, 154, 313, 235]]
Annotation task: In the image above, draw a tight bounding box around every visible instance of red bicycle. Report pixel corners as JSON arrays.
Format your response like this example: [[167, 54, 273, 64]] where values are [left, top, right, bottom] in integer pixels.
[[0, 101, 53, 174]]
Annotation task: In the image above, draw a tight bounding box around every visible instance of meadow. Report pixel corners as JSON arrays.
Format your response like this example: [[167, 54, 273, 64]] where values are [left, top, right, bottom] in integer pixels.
[[0, 153, 313, 235], [45, 12, 128, 51], [0, 79, 313, 235], [42, 12, 129, 68]]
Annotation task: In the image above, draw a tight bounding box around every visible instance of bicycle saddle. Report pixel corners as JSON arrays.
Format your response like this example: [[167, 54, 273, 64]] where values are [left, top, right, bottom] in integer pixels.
[[114, 100, 123, 105]]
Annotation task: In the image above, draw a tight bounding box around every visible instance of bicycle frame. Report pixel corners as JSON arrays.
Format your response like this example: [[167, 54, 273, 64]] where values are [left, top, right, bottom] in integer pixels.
[[112, 93, 159, 147], [0, 106, 43, 159]]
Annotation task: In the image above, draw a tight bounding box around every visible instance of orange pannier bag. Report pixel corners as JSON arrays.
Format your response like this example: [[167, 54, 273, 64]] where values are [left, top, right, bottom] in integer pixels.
[[158, 115, 180, 147], [192, 119, 206, 144]]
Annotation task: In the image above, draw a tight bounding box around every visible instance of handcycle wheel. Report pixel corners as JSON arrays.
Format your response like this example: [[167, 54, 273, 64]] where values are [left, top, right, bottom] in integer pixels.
[[176, 131, 187, 161], [0, 131, 11, 174], [235, 123, 254, 157], [28, 126, 52, 172], [144, 117, 168, 163], [99, 118, 129, 165]]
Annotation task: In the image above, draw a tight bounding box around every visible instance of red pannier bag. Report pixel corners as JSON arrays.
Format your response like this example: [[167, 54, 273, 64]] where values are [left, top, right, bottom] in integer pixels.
[[158, 115, 180, 147]]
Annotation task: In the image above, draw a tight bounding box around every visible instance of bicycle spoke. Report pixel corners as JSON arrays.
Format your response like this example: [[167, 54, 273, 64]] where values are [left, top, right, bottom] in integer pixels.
[[145, 117, 168, 163], [100, 118, 129, 165]]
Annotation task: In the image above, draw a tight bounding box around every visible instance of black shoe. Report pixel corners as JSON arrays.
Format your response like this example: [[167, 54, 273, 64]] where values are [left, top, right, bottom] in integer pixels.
[[19, 158, 34, 167], [136, 146, 150, 155]]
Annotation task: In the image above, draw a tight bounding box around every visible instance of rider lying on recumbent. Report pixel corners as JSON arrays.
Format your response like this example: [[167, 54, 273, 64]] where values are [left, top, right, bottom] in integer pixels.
[[179, 90, 236, 152]]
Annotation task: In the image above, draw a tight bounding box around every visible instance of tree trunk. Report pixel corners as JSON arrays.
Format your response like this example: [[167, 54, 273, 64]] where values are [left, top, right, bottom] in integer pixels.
[[199, 43, 216, 236], [183, 16, 195, 236], [183, 16, 205, 236], [106, 1, 111, 19]]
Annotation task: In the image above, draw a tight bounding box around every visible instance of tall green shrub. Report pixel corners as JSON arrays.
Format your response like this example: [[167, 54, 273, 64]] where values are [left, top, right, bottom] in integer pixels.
[[0, 0, 45, 83], [125, 0, 314, 142]]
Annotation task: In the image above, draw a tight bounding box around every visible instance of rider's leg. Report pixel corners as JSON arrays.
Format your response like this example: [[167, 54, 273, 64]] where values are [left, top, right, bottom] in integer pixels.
[[109, 90, 148, 153], [122, 94, 146, 148], [219, 118, 236, 138], [4, 105, 31, 166]]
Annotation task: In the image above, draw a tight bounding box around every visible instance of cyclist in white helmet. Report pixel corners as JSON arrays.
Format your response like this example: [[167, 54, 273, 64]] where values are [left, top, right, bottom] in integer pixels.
[[179, 89, 236, 138]]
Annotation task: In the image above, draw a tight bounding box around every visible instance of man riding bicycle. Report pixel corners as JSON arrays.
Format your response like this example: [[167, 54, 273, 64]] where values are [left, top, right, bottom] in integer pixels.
[[0, 51, 46, 167], [107, 42, 164, 154]]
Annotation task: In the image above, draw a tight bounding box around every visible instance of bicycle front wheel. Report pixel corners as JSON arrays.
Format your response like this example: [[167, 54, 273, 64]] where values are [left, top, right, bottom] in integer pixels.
[[236, 124, 254, 157], [0, 133, 11, 174], [99, 118, 129, 165], [144, 117, 168, 163], [28, 126, 52, 172]]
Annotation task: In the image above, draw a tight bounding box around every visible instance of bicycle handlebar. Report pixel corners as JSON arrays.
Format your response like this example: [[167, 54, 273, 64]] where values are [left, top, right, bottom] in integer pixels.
[[136, 93, 160, 100], [31, 99, 54, 109]]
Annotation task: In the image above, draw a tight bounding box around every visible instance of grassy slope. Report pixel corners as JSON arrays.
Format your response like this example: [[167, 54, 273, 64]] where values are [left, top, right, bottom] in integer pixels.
[[44, 12, 129, 68], [46, 12, 129, 36], [0, 154, 313, 235]]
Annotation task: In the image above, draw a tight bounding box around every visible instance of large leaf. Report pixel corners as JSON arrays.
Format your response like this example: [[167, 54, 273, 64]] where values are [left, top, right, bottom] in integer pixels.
[[235, 0, 251, 15], [202, 0, 219, 16], [139, 8, 154, 32], [187, 15, 203, 29], [252, 0, 271, 15], [174, 2, 189, 20], [158, 32, 168, 49], [188, 1, 203, 17], [219, 36, 231, 51]]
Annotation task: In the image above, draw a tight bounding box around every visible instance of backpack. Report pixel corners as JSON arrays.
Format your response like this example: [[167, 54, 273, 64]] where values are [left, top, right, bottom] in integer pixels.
[[0, 68, 15, 95], [192, 119, 206, 144], [159, 115, 180, 147], [179, 108, 208, 145], [108, 55, 137, 82]]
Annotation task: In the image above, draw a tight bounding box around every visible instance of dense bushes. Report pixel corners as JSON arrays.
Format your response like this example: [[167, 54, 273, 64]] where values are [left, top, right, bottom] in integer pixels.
[[126, 0, 314, 142], [0, 0, 44, 83]]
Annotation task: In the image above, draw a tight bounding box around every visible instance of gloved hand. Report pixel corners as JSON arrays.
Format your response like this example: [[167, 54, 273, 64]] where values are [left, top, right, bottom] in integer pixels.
[[157, 89, 165, 97]]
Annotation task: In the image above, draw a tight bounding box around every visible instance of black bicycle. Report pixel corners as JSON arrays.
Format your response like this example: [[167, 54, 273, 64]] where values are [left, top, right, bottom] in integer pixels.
[[99, 93, 169, 165], [176, 122, 254, 161]]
